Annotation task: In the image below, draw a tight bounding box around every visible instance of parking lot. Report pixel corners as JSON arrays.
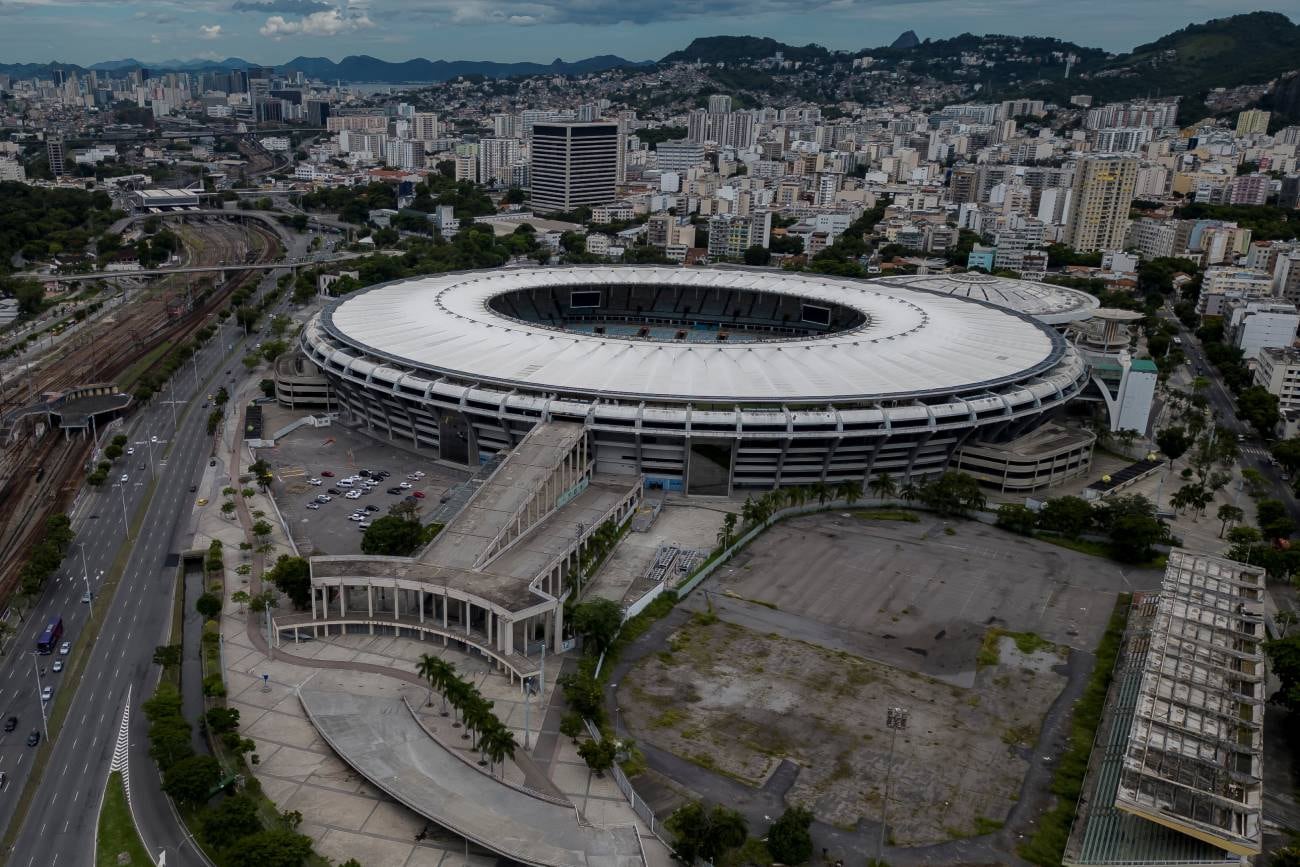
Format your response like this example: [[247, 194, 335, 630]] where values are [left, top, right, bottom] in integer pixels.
[[258, 423, 470, 557]]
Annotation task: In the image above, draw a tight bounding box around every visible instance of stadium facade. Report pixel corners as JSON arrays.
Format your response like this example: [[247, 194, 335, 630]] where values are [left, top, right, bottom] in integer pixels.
[[299, 266, 1095, 495]]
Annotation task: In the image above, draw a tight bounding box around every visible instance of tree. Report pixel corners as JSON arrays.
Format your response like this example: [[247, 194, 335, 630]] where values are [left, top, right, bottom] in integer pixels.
[[251, 519, 274, 543], [557, 672, 604, 721], [918, 472, 985, 516], [480, 723, 517, 777], [249, 458, 274, 491], [835, 479, 863, 505], [1256, 498, 1295, 540], [222, 828, 315, 867], [717, 512, 737, 549], [1272, 437, 1300, 473], [1237, 385, 1280, 437], [264, 555, 311, 609], [571, 598, 623, 657], [1155, 426, 1191, 462], [1265, 634, 1300, 712], [152, 644, 182, 668], [417, 654, 456, 716], [742, 245, 771, 266], [361, 515, 426, 555], [560, 711, 584, 743], [578, 737, 617, 774], [205, 707, 241, 734], [1037, 496, 1094, 539], [868, 472, 896, 500], [1096, 495, 1166, 563], [767, 805, 814, 865], [665, 801, 749, 865], [995, 503, 1037, 536], [1212, 503, 1244, 538], [201, 793, 262, 850], [162, 754, 221, 806], [195, 592, 222, 619]]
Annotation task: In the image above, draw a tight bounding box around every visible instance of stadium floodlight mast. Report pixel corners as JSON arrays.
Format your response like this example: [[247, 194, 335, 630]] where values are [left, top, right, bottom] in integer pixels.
[[878, 706, 909, 860]]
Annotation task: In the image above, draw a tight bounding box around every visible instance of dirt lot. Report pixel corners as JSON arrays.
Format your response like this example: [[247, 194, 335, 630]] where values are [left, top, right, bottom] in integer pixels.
[[624, 612, 1064, 843], [619, 511, 1150, 846]]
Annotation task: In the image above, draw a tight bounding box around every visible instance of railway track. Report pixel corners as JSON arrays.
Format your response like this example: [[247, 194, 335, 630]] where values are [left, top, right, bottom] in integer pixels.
[[0, 220, 282, 605]]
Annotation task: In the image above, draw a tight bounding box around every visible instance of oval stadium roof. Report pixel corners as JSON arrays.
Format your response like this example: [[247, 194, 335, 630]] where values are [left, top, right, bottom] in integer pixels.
[[323, 266, 1067, 404], [878, 272, 1100, 325]]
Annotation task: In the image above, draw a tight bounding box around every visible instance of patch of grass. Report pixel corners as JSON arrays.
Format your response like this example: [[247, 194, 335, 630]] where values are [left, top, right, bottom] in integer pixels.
[[1002, 723, 1038, 747], [1019, 593, 1131, 867], [651, 707, 687, 729], [853, 508, 920, 522], [719, 837, 774, 867], [973, 816, 1005, 835], [1033, 533, 1165, 569], [691, 606, 720, 626], [944, 526, 957, 536], [979, 628, 1055, 668], [97, 771, 151, 867]]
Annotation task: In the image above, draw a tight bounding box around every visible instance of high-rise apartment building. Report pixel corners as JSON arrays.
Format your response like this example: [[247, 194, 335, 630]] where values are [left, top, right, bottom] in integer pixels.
[[477, 138, 522, 186], [492, 113, 519, 139], [708, 94, 733, 115], [411, 112, 439, 142], [655, 140, 706, 174], [1064, 155, 1138, 253], [1236, 109, 1271, 137], [46, 137, 65, 177], [530, 122, 620, 214]]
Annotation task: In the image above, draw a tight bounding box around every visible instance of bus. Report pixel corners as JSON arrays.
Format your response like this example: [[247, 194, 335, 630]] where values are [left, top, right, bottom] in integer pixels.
[[36, 617, 63, 655]]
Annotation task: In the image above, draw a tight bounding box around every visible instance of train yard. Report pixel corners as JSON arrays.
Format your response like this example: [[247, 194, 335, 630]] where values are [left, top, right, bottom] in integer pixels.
[[0, 217, 283, 608]]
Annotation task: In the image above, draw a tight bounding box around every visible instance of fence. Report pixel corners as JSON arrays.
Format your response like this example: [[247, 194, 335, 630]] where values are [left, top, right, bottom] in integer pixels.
[[582, 717, 674, 849]]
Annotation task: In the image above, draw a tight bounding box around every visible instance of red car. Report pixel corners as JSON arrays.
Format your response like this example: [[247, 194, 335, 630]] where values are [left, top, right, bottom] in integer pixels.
[[320, 470, 335, 477], [412, 490, 426, 499]]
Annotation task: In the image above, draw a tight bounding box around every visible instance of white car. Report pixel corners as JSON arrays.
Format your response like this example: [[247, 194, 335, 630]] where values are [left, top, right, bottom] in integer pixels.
[[357, 522, 371, 530], [59, 641, 70, 655], [126, 447, 135, 455], [308, 478, 322, 486], [348, 513, 364, 521], [346, 490, 362, 499], [306, 502, 321, 510], [150, 436, 158, 444], [41, 686, 52, 702], [399, 482, 413, 489], [315, 494, 332, 502], [413, 471, 425, 479], [120, 474, 129, 483], [52, 659, 63, 673]]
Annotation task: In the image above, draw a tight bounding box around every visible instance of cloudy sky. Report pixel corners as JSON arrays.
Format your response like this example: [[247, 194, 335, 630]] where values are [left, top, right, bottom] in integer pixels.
[[0, 0, 1286, 66]]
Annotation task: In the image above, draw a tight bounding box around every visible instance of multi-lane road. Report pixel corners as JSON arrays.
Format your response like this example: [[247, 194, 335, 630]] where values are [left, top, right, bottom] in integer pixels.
[[0, 258, 294, 866]]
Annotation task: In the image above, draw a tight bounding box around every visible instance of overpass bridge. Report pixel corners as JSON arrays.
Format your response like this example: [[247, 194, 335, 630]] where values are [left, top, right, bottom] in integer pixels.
[[16, 253, 362, 284], [1, 384, 132, 445], [107, 208, 359, 241]]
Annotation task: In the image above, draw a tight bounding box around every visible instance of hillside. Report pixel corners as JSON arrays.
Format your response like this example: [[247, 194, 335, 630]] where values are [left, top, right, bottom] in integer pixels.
[[660, 36, 832, 64]]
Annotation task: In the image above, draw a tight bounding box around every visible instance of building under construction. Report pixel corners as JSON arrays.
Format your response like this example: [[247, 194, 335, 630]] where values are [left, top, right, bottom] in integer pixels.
[[1064, 549, 1266, 866]]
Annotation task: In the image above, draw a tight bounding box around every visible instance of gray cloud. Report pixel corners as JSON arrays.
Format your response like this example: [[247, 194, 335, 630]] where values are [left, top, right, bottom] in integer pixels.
[[232, 0, 331, 13]]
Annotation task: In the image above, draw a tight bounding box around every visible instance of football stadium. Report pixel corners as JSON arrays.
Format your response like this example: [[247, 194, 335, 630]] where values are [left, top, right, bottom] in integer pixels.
[[300, 265, 1095, 494]]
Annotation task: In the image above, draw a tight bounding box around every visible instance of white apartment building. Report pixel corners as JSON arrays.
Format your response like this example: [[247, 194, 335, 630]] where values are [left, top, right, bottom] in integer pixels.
[[411, 112, 439, 141], [1203, 267, 1273, 296], [1228, 300, 1300, 361], [477, 138, 521, 186], [0, 159, 26, 182], [1253, 346, 1300, 412]]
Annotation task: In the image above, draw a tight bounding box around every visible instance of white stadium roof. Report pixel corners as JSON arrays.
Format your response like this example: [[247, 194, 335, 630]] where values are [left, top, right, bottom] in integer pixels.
[[879, 272, 1100, 325], [323, 267, 1067, 403]]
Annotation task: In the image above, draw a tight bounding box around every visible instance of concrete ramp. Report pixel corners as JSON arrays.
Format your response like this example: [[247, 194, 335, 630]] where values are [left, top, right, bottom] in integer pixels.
[[299, 688, 644, 867]]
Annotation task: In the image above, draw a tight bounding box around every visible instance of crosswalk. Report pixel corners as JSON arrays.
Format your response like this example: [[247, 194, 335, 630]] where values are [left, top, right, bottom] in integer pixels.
[[1240, 446, 1271, 459], [110, 685, 132, 801]]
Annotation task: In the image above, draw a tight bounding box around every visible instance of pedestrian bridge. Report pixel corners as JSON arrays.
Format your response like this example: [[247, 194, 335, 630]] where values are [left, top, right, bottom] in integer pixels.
[[299, 688, 645, 867]]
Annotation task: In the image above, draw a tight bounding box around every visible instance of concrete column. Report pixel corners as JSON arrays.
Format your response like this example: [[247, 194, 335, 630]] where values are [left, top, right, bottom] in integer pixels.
[[442, 593, 449, 646], [505, 620, 514, 656], [543, 612, 551, 649], [367, 585, 374, 635], [394, 585, 400, 620], [553, 602, 564, 653], [339, 583, 345, 618]]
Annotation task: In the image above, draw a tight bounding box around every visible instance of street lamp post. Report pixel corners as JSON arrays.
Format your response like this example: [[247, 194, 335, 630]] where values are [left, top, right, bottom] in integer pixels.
[[878, 706, 908, 860]]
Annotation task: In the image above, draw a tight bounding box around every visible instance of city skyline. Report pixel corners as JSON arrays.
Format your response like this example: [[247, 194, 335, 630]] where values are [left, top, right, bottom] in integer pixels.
[[0, 0, 1289, 68]]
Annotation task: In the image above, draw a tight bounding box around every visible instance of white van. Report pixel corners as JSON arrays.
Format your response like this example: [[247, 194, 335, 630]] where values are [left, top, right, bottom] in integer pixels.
[[337, 479, 354, 488]]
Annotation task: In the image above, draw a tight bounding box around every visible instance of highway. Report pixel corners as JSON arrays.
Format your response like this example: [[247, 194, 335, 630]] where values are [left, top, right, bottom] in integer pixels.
[[0, 255, 295, 865], [14, 252, 359, 284]]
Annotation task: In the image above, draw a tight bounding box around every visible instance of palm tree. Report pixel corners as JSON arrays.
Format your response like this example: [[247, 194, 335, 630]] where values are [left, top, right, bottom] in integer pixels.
[[740, 496, 760, 528], [869, 472, 896, 501], [811, 480, 832, 506], [481, 724, 518, 779], [789, 486, 808, 507], [836, 479, 863, 506], [899, 479, 919, 503], [463, 695, 495, 749], [716, 512, 737, 549], [445, 678, 471, 729]]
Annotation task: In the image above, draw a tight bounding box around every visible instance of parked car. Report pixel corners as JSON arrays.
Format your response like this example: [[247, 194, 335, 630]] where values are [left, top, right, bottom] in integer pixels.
[[327, 488, 341, 496], [357, 522, 371, 530], [346, 490, 362, 500], [306, 502, 320, 510], [308, 478, 323, 486], [387, 487, 402, 495], [321, 470, 335, 477], [316, 494, 332, 503], [412, 491, 426, 499], [399, 482, 413, 489], [4, 716, 17, 733], [364, 505, 379, 512]]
